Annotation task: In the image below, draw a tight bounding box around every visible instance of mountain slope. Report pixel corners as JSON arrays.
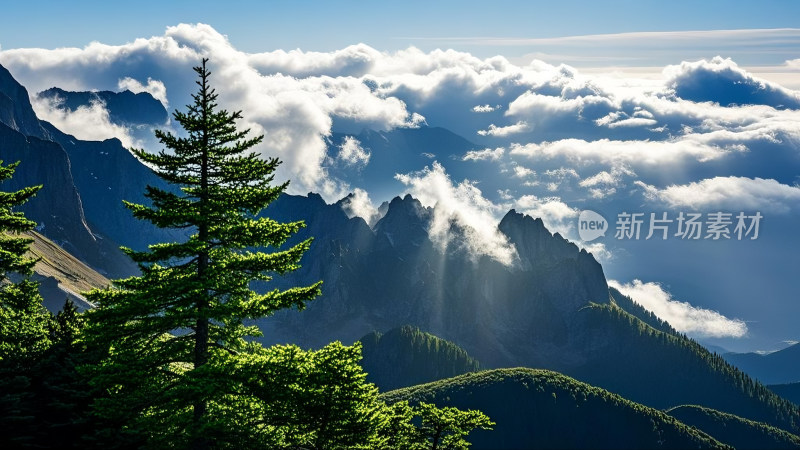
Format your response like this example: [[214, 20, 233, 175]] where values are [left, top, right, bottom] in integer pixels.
[[40, 121, 186, 254], [26, 230, 108, 311], [666, 405, 800, 449], [570, 303, 800, 434], [609, 286, 678, 336], [359, 325, 482, 391], [381, 368, 730, 450], [724, 344, 800, 385], [0, 64, 137, 278]]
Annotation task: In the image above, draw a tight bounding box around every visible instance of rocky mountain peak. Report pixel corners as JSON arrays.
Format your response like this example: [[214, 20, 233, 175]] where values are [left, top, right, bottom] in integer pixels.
[[0, 64, 49, 139], [498, 208, 582, 270]]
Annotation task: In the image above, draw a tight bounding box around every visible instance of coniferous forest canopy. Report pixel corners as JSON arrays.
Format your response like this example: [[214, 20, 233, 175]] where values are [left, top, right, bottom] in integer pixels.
[[1, 4, 800, 448]]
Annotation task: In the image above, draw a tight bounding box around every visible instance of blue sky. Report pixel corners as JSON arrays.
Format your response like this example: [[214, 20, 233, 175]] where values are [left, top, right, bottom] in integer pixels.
[[1, 1, 800, 353], [3, 0, 800, 62]]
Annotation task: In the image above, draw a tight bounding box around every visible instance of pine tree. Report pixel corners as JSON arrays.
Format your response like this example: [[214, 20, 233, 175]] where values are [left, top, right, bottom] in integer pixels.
[[83, 59, 321, 449], [32, 299, 95, 449], [0, 159, 51, 447], [241, 341, 387, 449]]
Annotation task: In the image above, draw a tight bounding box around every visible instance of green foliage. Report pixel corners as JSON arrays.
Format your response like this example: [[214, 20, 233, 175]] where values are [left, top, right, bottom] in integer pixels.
[[375, 400, 493, 450], [667, 404, 800, 449], [379, 400, 420, 449], [30, 299, 98, 449], [415, 402, 494, 450], [236, 341, 386, 449], [82, 59, 321, 448], [0, 158, 53, 447], [0, 159, 48, 366], [382, 368, 732, 450], [360, 325, 482, 391]]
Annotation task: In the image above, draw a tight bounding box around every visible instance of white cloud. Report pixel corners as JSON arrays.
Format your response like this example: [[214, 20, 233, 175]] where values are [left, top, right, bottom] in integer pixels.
[[543, 167, 580, 191], [609, 279, 748, 338], [472, 104, 497, 112], [509, 138, 744, 167], [337, 136, 370, 167], [462, 147, 504, 161], [636, 176, 800, 213], [581, 242, 612, 262], [4, 25, 800, 207], [478, 120, 529, 136], [580, 170, 619, 187], [579, 166, 635, 198], [512, 165, 535, 178], [544, 167, 579, 179], [31, 95, 136, 148], [248, 44, 381, 78], [515, 194, 579, 236], [664, 56, 800, 108], [339, 188, 381, 227], [395, 162, 518, 266], [117, 76, 169, 108], [0, 24, 422, 201], [595, 111, 658, 128]]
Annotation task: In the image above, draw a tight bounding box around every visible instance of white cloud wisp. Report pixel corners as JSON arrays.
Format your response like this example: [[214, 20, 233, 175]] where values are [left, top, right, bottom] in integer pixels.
[[609, 279, 748, 338]]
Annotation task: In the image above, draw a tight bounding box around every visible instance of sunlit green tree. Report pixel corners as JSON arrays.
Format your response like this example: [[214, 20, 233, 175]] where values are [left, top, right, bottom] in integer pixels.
[[83, 59, 321, 449], [0, 159, 51, 447]]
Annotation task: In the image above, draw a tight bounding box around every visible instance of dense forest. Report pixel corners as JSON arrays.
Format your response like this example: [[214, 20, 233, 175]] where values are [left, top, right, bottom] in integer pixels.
[[360, 325, 482, 391], [571, 302, 800, 434], [382, 368, 730, 450], [666, 405, 800, 449]]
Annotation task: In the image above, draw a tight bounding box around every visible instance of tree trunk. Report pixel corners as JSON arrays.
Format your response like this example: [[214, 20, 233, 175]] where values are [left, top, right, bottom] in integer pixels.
[[192, 57, 211, 450]]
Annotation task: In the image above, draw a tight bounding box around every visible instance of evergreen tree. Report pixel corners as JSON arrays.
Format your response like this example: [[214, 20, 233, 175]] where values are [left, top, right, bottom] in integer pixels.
[[0, 159, 51, 447], [83, 59, 321, 449], [240, 341, 386, 449], [32, 299, 96, 449]]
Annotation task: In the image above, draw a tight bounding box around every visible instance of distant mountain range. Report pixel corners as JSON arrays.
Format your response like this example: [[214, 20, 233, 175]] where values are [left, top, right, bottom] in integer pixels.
[[37, 87, 168, 126], [724, 344, 800, 385], [1, 62, 799, 444]]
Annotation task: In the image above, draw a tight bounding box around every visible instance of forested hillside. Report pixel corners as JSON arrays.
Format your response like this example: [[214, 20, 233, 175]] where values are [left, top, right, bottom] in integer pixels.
[[382, 368, 730, 450], [360, 325, 482, 391], [667, 405, 800, 449]]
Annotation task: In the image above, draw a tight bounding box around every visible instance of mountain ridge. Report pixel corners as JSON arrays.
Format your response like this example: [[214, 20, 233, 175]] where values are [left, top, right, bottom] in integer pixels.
[[381, 368, 731, 450], [724, 344, 800, 385]]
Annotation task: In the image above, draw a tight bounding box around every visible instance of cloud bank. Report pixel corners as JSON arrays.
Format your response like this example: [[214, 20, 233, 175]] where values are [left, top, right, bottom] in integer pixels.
[[609, 279, 748, 338], [31, 95, 137, 147], [636, 177, 800, 213], [3, 23, 799, 207]]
